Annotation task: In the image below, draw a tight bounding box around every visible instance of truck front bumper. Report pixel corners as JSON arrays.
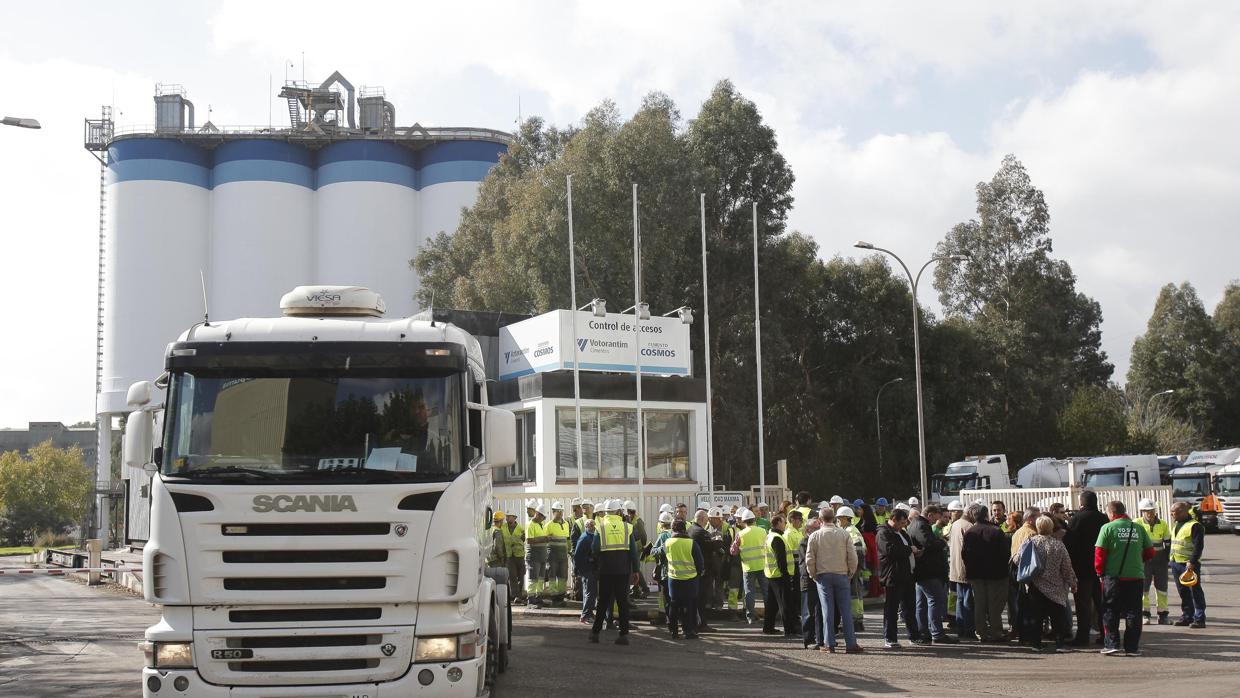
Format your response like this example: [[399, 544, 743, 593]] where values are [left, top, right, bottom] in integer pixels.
[[142, 657, 486, 697]]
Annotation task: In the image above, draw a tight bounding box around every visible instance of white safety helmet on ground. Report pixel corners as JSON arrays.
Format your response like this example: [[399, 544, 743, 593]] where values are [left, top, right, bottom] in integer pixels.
[[836, 506, 856, 519], [947, 500, 964, 512], [740, 508, 756, 521], [707, 507, 723, 518], [829, 495, 845, 505], [659, 503, 673, 514], [908, 497, 920, 507], [1138, 498, 1156, 512], [658, 512, 674, 524], [551, 501, 564, 511], [623, 500, 637, 512]]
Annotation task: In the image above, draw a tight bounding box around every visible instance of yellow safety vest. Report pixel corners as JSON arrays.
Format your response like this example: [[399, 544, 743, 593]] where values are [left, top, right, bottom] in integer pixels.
[[599, 514, 632, 553], [875, 512, 890, 526], [1170, 519, 1198, 563], [844, 524, 866, 554], [546, 520, 571, 551], [501, 523, 524, 558], [795, 506, 813, 522], [1137, 518, 1170, 546], [738, 525, 767, 572], [763, 531, 794, 579], [525, 520, 547, 552], [665, 537, 697, 581], [784, 525, 805, 563]]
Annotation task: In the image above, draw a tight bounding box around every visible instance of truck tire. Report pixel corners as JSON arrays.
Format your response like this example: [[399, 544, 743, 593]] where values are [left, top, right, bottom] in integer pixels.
[[485, 602, 500, 690]]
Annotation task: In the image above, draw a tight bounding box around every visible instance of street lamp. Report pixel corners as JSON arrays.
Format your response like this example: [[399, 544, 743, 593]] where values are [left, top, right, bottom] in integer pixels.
[[1146, 388, 1176, 414], [1, 116, 40, 129], [855, 240, 968, 503], [580, 299, 607, 317], [661, 306, 694, 324], [875, 377, 905, 481]]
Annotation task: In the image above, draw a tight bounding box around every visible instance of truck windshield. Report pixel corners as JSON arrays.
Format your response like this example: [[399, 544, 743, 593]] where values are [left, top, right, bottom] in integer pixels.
[[1172, 476, 1210, 498], [1217, 475, 1240, 497], [936, 475, 977, 497], [1083, 469, 1124, 487], [163, 371, 464, 483]]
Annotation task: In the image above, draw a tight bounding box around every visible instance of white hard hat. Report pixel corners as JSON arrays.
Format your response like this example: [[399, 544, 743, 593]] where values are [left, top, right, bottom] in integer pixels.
[[658, 512, 674, 524], [947, 500, 964, 512], [601, 499, 617, 512], [1138, 498, 1156, 512], [569, 497, 581, 506], [551, 501, 564, 511], [740, 508, 756, 521], [829, 495, 845, 505], [582, 499, 594, 508], [535, 505, 547, 517], [836, 506, 856, 519], [894, 503, 910, 512], [973, 499, 985, 505], [623, 500, 637, 511], [908, 497, 920, 507], [659, 503, 673, 513], [707, 507, 723, 517], [818, 501, 831, 510], [755, 502, 769, 510], [525, 499, 537, 510]]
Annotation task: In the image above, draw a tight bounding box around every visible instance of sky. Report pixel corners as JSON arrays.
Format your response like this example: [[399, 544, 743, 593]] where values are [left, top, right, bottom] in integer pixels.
[[1, 1, 1238, 428]]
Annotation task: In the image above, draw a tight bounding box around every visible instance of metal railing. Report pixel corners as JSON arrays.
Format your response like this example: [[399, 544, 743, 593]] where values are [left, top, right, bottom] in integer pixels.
[[106, 123, 512, 142]]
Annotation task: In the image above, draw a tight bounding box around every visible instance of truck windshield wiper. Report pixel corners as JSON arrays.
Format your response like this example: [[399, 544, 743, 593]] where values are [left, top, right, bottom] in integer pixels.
[[176, 465, 280, 479]]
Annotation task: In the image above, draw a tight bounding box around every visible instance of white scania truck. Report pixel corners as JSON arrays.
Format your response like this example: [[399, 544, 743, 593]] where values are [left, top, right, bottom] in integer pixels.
[[123, 287, 515, 697]]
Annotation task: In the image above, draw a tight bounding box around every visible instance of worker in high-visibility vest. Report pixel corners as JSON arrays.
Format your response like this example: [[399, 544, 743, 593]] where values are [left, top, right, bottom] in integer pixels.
[[874, 498, 891, 526], [655, 518, 703, 639], [589, 499, 641, 645], [525, 503, 549, 609], [783, 509, 806, 633], [793, 491, 815, 524], [501, 512, 526, 604], [1169, 501, 1207, 628], [836, 506, 868, 631], [730, 508, 767, 624], [762, 515, 795, 636], [487, 511, 507, 568], [1136, 499, 1171, 625], [546, 501, 572, 607]]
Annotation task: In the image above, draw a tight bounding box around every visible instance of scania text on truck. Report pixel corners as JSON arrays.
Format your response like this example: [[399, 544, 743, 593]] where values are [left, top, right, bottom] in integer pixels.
[[123, 286, 515, 697]]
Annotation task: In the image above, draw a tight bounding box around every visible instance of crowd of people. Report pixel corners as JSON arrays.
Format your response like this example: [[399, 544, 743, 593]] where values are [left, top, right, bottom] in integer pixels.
[[486, 490, 1209, 655]]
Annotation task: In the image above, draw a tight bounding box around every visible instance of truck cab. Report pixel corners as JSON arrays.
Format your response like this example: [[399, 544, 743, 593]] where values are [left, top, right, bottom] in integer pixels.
[[929, 455, 1009, 504], [1216, 463, 1240, 534], [124, 287, 515, 697], [1079, 454, 1160, 489], [1175, 448, 1240, 532]]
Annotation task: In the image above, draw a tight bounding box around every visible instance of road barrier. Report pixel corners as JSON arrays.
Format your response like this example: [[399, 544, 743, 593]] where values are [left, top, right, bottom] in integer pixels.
[[0, 566, 141, 576]]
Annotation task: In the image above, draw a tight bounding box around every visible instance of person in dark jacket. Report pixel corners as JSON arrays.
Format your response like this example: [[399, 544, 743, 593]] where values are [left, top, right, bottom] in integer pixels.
[[762, 516, 795, 636], [573, 519, 599, 624], [908, 505, 956, 644], [589, 503, 643, 645], [962, 504, 1009, 643], [652, 518, 704, 639], [689, 509, 721, 633], [1066, 490, 1109, 646], [798, 513, 824, 650], [876, 508, 921, 648]]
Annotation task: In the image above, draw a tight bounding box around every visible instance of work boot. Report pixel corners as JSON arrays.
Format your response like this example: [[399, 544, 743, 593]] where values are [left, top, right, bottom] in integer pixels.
[[1158, 612, 1170, 625], [1190, 620, 1207, 629], [1142, 612, 1151, 625], [1173, 618, 1192, 627]]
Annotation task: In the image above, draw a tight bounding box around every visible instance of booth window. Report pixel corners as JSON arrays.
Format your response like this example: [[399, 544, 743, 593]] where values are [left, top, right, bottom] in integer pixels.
[[499, 411, 536, 483], [557, 407, 690, 481]]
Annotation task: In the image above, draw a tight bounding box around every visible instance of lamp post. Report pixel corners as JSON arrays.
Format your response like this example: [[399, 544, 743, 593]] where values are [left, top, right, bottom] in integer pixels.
[[631, 183, 646, 517], [875, 377, 905, 481], [753, 203, 766, 505], [854, 241, 967, 503], [1, 116, 40, 129], [699, 193, 715, 502], [1146, 388, 1175, 414]]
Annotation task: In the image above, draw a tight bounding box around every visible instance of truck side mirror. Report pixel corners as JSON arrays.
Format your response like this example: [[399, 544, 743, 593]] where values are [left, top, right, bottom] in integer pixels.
[[123, 410, 154, 471], [483, 406, 516, 469], [127, 380, 154, 407]]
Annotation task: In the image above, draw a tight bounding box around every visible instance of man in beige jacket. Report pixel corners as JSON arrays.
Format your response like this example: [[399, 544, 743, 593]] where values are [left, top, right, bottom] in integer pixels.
[[949, 506, 976, 640], [805, 509, 862, 652]]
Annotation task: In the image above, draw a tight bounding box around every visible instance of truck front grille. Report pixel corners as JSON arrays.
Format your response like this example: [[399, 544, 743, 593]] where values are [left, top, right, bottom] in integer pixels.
[[222, 549, 388, 564], [230, 659, 378, 673], [223, 577, 386, 591], [221, 522, 390, 536], [196, 626, 412, 686], [228, 607, 383, 623]]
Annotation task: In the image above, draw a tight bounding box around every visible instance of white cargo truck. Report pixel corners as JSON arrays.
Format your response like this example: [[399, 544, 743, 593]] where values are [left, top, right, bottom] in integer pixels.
[[123, 287, 515, 697], [929, 455, 1009, 504], [1216, 462, 1240, 534], [1173, 448, 1240, 532], [1079, 454, 1160, 489]]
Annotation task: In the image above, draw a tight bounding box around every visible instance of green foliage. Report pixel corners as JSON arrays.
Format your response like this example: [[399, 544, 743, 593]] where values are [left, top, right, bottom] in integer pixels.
[[1057, 385, 1129, 456], [0, 441, 93, 545], [32, 530, 75, 550]]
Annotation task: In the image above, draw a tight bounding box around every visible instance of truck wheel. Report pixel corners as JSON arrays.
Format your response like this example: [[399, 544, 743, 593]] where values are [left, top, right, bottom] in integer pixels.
[[485, 603, 499, 689]]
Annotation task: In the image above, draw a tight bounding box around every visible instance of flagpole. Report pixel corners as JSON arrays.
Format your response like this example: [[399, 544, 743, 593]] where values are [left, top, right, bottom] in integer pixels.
[[568, 175, 584, 503], [700, 194, 715, 501], [753, 202, 765, 503]]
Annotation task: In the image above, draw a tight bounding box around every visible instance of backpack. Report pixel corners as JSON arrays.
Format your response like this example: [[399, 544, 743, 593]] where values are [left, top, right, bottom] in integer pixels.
[[1015, 538, 1045, 583]]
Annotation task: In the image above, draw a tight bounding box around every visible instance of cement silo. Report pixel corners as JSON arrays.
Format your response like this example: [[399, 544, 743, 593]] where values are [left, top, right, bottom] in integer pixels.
[[211, 140, 316, 319], [316, 140, 420, 316], [83, 74, 510, 543]]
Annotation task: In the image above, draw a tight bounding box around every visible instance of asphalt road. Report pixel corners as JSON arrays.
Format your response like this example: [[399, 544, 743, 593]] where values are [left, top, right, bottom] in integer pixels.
[[4, 536, 1240, 696]]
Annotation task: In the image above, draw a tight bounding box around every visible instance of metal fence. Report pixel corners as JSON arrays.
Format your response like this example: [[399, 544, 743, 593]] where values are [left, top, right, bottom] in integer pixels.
[[961, 485, 1175, 517]]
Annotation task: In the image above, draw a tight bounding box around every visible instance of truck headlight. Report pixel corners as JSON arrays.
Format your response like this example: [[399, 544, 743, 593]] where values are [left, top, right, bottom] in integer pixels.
[[414, 636, 457, 662], [140, 641, 195, 669]]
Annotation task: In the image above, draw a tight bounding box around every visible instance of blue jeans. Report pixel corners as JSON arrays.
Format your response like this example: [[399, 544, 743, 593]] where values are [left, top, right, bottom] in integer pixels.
[[743, 570, 768, 621], [955, 582, 975, 637], [915, 577, 948, 640], [815, 573, 857, 648], [580, 573, 598, 618], [1171, 561, 1207, 621]]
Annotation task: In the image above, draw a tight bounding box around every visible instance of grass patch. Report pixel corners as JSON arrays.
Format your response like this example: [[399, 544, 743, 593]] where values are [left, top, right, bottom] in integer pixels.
[[0, 546, 36, 557]]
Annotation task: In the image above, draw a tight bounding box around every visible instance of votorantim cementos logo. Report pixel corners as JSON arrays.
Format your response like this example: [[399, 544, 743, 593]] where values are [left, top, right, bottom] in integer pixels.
[[578, 338, 588, 352], [503, 347, 531, 364]]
